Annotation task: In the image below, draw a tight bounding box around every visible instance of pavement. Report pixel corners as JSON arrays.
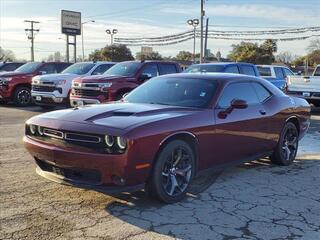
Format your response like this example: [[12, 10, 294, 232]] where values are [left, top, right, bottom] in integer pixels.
[[0, 105, 319, 240]]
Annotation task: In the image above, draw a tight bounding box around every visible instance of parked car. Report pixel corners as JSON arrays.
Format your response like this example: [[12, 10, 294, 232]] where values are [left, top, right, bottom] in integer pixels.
[[70, 60, 182, 107], [0, 62, 71, 106], [0, 62, 25, 72], [286, 65, 320, 107], [184, 62, 260, 77], [257, 65, 294, 91], [31, 62, 115, 108], [24, 73, 310, 203]]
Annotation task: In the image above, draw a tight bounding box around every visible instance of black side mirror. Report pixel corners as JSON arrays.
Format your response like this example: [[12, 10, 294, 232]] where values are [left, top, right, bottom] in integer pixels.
[[139, 74, 152, 82], [38, 71, 47, 75], [218, 99, 248, 119]]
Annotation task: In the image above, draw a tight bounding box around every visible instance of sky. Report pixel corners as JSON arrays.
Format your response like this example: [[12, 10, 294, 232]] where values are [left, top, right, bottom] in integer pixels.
[[0, 0, 320, 61]]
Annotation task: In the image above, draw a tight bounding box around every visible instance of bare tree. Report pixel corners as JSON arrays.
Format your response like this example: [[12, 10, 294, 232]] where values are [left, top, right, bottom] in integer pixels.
[[276, 51, 296, 64], [307, 38, 320, 53], [0, 47, 16, 61]]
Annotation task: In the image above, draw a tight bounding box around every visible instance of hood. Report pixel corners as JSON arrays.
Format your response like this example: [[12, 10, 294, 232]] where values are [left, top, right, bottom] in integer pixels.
[[33, 73, 79, 81], [0, 71, 30, 77], [74, 75, 131, 83], [35, 102, 199, 131]]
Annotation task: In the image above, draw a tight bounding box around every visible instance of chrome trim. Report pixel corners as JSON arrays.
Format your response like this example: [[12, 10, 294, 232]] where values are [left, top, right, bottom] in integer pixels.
[[73, 82, 103, 91], [159, 131, 198, 146], [64, 132, 101, 143], [43, 129, 64, 139]]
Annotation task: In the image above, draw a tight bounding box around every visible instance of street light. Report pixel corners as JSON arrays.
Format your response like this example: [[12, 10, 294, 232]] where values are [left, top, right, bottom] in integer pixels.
[[187, 19, 199, 63], [81, 20, 95, 61], [106, 29, 118, 45]]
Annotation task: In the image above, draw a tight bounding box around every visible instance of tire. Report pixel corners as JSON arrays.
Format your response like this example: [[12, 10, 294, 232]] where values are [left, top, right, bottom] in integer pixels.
[[40, 105, 55, 110], [147, 140, 196, 203], [270, 122, 299, 166], [13, 86, 31, 106]]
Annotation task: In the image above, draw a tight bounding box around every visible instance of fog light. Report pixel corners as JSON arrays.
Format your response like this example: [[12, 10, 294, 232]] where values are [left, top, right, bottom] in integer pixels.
[[54, 97, 63, 103], [112, 175, 126, 186]]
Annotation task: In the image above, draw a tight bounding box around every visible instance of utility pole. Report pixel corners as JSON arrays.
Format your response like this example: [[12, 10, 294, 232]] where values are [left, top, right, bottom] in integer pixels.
[[200, 0, 205, 63], [106, 29, 118, 45], [187, 19, 199, 63], [204, 18, 209, 62], [24, 20, 40, 61]]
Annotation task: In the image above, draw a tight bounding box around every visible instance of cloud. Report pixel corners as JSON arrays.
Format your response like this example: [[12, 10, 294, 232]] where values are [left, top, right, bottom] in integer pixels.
[[162, 4, 320, 25]]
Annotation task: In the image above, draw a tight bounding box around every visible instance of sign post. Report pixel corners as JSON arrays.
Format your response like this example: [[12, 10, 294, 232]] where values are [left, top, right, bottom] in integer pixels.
[[61, 10, 81, 63]]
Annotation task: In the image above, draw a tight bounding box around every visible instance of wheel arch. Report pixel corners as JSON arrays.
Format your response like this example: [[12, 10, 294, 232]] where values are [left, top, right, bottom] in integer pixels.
[[286, 116, 300, 136]]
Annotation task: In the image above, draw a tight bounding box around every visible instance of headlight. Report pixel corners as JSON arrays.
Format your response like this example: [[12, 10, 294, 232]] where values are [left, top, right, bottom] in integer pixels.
[[105, 135, 115, 147], [38, 126, 44, 136], [29, 124, 37, 135], [116, 136, 127, 150], [101, 83, 112, 92], [56, 80, 66, 85], [0, 77, 12, 85]]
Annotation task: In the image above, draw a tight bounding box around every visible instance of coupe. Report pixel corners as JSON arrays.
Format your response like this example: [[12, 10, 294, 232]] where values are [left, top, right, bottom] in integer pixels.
[[24, 73, 310, 203]]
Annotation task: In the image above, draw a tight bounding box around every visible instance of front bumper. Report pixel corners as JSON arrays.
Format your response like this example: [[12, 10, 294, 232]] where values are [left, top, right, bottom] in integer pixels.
[[70, 97, 101, 107], [23, 136, 146, 192], [31, 91, 67, 106]]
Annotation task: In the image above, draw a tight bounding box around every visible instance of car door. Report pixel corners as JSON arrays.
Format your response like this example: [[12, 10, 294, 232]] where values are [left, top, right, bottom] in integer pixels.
[[213, 81, 270, 165]]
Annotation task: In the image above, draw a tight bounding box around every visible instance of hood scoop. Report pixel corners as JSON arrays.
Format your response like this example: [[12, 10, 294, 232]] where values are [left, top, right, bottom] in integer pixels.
[[85, 110, 135, 122]]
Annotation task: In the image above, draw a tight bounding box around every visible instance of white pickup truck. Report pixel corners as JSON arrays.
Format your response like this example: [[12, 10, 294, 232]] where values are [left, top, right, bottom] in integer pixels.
[[287, 65, 320, 107], [31, 61, 115, 108]]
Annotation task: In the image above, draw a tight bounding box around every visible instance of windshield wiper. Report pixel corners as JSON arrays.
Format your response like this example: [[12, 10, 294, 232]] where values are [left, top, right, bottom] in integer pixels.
[[149, 102, 172, 106]]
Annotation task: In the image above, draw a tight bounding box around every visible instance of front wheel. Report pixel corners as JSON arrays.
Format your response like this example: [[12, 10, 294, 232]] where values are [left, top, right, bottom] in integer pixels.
[[147, 140, 196, 203], [13, 86, 31, 106], [270, 122, 299, 166]]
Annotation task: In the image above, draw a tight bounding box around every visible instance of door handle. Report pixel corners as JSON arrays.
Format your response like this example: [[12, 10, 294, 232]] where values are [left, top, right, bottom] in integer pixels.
[[259, 110, 266, 115]]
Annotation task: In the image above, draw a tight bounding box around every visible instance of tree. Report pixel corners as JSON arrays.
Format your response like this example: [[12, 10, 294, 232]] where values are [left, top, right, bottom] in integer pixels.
[[276, 52, 295, 64], [88, 44, 134, 62], [307, 50, 320, 66], [307, 38, 320, 53], [45, 51, 63, 62], [136, 51, 163, 60], [0, 47, 16, 61], [228, 39, 277, 64], [175, 51, 194, 61]]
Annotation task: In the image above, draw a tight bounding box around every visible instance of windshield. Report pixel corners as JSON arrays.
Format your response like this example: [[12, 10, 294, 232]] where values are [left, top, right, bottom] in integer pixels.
[[125, 77, 217, 108], [185, 64, 225, 73], [314, 66, 320, 76], [14, 62, 42, 73], [62, 63, 95, 75], [104, 62, 141, 77]]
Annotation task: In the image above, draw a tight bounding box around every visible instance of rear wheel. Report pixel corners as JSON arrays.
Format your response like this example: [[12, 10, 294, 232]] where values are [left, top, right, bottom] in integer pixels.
[[270, 122, 299, 166], [147, 140, 195, 203], [13, 86, 31, 106]]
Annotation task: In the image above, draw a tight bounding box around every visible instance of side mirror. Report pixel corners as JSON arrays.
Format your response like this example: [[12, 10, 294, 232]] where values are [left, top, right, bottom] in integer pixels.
[[231, 99, 248, 109], [218, 99, 248, 119], [38, 71, 47, 75], [139, 74, 152, 82]]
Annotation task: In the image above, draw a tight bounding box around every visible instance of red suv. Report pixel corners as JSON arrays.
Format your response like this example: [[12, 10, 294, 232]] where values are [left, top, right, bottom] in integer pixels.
[[0, 62, 71, 106], [70, 61, 181, 107]]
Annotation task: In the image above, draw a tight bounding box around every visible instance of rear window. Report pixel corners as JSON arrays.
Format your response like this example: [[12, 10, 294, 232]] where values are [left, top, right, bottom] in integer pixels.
[[240, 65, 256, 76], [158, 64, 178, 75], [257, 66, 272, 76]]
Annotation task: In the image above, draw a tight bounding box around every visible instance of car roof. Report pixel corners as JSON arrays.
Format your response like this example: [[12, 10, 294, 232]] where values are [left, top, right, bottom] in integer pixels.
[[120, 60, 178, 64], [191, 62, 255, 66], [257, 65, 290, 68]]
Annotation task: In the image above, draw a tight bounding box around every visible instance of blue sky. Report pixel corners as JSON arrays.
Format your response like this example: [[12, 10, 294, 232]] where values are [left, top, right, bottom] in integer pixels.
[[1, 0, 319, 60]]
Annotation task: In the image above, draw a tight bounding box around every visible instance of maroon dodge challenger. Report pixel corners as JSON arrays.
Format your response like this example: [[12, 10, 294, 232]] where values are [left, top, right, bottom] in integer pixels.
[[24, 73, 310, 203]]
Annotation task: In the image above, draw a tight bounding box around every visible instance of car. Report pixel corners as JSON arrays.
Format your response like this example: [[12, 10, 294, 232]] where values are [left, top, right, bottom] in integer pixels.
[[257, 65, 294, 91], [24, 73, 310, 203], [0, 62, 71, 106], [70, 60, 182, 107], [286, 64, 320, 107], [184, 62, 260, 77], [31, 62, 115, 108], [0, 62, 25, 72]]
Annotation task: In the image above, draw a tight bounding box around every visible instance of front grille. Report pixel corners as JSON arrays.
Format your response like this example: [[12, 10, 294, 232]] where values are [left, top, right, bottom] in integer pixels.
[[32, 85, 62, 93], [36, 159, 101, 184], [72, 88, 102, 97], [65, 132, 101, 143]]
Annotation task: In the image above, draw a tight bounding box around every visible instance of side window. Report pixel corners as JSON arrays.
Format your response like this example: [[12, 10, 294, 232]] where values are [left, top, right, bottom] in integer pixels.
[[39, 64, 57, 74], [158, 64, 177, 75], [257, 66, 272, 76], [283, 68, 294, 77], [225, 65, 239, 74], [217, 82, 260, 108], [141, 64, 159, 78], [239, 65, 256, 76], [274, 67, 285, 79], [314, 67, 320, 76], [91, 64, 113, 75], [57, 63, 70, 72], [1, 64, 18, 71], [251, 82, 272, 102]]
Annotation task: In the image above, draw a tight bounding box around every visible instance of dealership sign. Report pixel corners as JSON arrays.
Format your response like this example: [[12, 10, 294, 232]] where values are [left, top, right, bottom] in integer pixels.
[[61, 10, 81, 35]]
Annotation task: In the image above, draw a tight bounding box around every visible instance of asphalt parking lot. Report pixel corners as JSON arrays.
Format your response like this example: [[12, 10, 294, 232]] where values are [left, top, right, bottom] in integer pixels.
[[0, 105, 319, 240]]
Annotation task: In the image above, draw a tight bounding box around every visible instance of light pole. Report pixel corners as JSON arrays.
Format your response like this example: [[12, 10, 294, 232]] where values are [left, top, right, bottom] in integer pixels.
[[106, 29, 118, 45], [81, 20, 95, 61], [187, 19, 199, 63]]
